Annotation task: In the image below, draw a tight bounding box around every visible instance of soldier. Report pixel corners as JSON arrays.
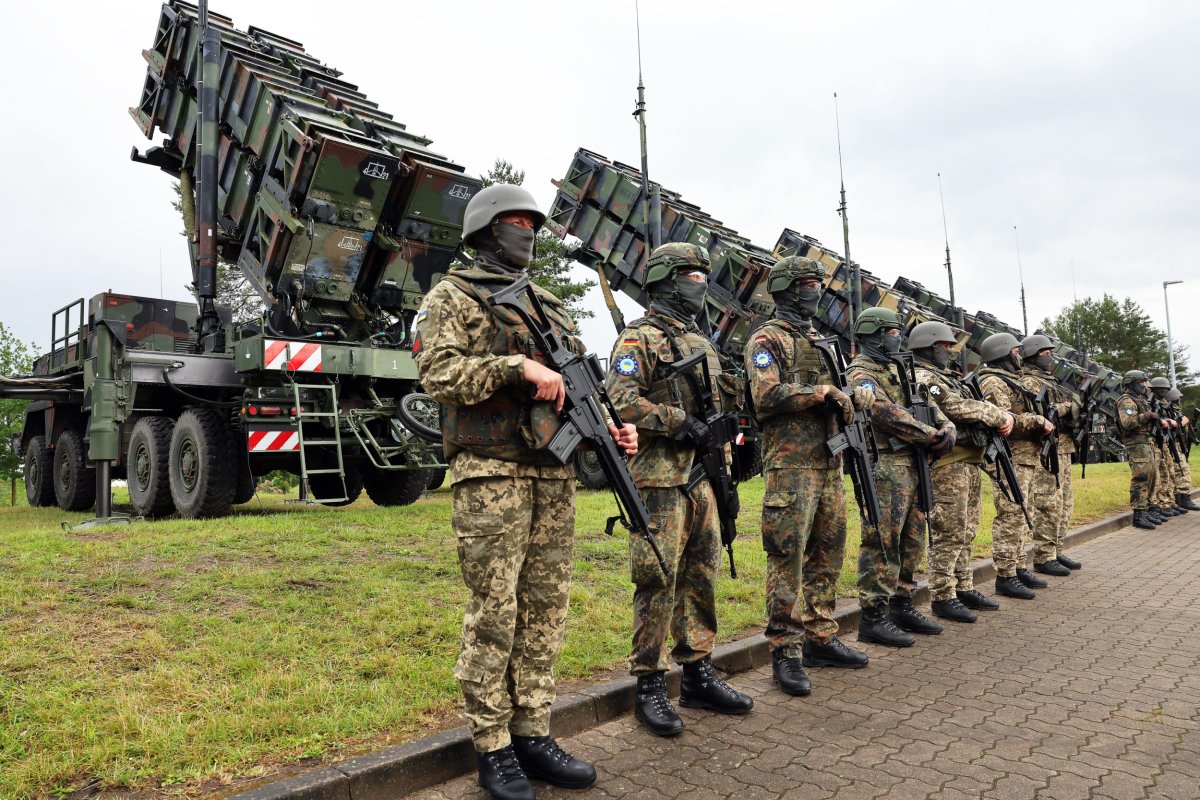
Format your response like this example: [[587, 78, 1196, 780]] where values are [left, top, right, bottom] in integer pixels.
[[1167, 388, 1199, 510], [907, 321, 1014, 623], [1149, 376, 1187, 518], [847, 308, 956, 647], [745, 256, 871, 697], [976, 333, 1053, 599], [1116, 371, 1165, 530], [605, 242, 754, 737], [1048, 363, 1084, 572], [1018, 335, 1077, 578], [415, 184, 637, 800]]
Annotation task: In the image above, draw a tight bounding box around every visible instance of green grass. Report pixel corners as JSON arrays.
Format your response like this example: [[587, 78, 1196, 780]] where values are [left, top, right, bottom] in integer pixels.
[[0, 452, 1195, 799]]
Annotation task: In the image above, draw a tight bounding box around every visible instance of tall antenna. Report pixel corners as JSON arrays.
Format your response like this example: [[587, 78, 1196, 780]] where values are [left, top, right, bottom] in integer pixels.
[[1071, 259, 1082, 357], [633, 0, 660, 254], [834, 92, 860, 352], [936, 172, 961, 328], [1013, 225, 1029, 336]]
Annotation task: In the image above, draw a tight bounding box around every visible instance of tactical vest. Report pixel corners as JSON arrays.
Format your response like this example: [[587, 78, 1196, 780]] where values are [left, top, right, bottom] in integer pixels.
[[922, 362, 989, 449], [751, 320, 831, 423], [438, 269, 576, 465], [629, 315, 724, 416], [1116, 392, 1154, 444], [753, 320, 839, 469], [977, 367, 1034, 413]]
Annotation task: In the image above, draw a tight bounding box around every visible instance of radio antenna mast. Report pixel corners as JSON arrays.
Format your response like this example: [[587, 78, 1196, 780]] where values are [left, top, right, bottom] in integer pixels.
[[835, 92, 860, 352], [1013, 225, 1029, 336]]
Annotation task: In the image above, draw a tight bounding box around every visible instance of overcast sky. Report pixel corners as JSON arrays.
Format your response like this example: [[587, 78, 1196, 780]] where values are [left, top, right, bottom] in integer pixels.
[[2, 1, 1197, 375]]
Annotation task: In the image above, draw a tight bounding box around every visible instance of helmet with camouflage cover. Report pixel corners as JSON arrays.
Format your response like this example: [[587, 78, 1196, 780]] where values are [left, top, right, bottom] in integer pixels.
[[853, 307, 902, 336], [462, 184, 545, 245], [1149, 376, 1171, 389], [1019, 334, 1054, 358], [643, 242, 711, 287], [1122, 369, 1148, 385], [767, 256, 825, 294], [980, 332, 1022, 364], [906, 320, 957, 351]]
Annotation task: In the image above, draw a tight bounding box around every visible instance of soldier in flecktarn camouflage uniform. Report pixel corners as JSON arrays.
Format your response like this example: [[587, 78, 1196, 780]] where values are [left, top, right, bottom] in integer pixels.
[[605, 242, 754, 737], [847, 308, 955, 648], [1116, 371, 1164, 530], [1150, 377, 1192, 517], [908, 322, 1014, 623], [746, 257, 871, 698], [1167, 388, 1199, 511], [415, 184, 636, 800], [1019, 335, 1080, 578]]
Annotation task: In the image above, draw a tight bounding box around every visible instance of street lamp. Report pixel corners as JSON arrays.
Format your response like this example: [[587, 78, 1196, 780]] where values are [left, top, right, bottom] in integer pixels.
[[1164, 280, 1182, 387]]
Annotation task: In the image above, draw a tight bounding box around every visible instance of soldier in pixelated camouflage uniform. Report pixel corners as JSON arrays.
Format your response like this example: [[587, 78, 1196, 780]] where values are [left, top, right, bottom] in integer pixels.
[[415, 184, 636, 800], [976, 333, 1053, 600], [605, 242, 754, 737], [1150, 377, 1191, 517], [1019, 335, 1080, 578], [847, 308, 955, 648], [908, 321, 1014, 623], [1167, 388, 1199, 510], [745, 256, 872, 697], [1116, 371, 1164, 530]]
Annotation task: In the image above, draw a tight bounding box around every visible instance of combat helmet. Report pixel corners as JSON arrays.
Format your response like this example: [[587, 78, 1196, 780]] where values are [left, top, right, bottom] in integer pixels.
[[1122, 369, 1149, 385], [643, 242, 711, 287], [980, 332, 1022, 364], [1149, 376, 1172, 389], [906, 320, 957, 351], [1019, 334, 1054, 358], [768, 256, 825, 294], [462, 184, 545, 245], [1167, 388, 1182, 402], [853, 307, 902, 336]]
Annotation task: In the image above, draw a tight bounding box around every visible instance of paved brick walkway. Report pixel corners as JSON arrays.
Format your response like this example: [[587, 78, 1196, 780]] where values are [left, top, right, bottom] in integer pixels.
[[413, 515, 1200, 800]]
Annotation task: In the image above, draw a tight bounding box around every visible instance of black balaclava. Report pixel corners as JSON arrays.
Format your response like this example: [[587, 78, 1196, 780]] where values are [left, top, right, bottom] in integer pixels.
[[1152, 386, 1170, 400], [1130, 381, 1147, 397], [1000, 351, 1024, 373], [772, 282, 822, 327], [472, 223, 535, 275], [860, 329, 901, 363], [650, 273, 707, 324], [1030, 352, 1055, 373], [920, 346, 955, 370]]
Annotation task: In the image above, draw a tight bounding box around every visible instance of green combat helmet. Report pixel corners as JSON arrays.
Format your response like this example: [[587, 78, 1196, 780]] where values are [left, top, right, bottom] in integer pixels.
[[1019, 334, 1054, 358], [462, 184, 546, 245], [1167, 388, 1182, 402], [853, 307, 902, 336], [1123, 369, 1149, 384], [767, 256, 825, 293], [643, 242, 711, 288], [980, 332, 1022, 364], [1149, 376, 1171, 389], [906, 320, 957, 350]]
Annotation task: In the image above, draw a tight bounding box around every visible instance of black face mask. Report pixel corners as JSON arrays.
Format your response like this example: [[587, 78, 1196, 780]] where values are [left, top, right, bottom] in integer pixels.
[[1006, 353, 1023, 373], [862, 331, 902, 363], [773, 283, 822, 326], [1130, 382, 1147, 396], [931, 347, 955, 369], [675, 276, 708, 318], [491, 222, 536, 268], [1030, 354, 1055, 373], [649, 274, 707, 324], [1153, 387, 1170, 400]]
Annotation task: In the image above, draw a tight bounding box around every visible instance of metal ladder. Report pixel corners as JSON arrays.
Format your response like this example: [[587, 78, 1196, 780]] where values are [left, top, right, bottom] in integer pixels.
[[290, 380, 348, 504]]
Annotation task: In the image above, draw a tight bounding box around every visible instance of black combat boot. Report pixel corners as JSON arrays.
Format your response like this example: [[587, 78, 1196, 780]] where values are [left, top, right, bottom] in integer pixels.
[[1156, 505, 1179, 518], [995, 574, 1036, 599], [1177, 492, 1200, 511], [1034, 559, 1071, 577], [889, 596, 944, 634], [1145, 508, 1165, 524], [931, 597, 977, 623], [679, 656, 754, 714], [803, 635, 870, 669], [770, 649, 812, 696], [1015, 568, 1048, 589], [511, 735, 596, 789], [957, 589, 1000, 610], [476, 745, 534, 800], [857, 603, 916, 647], [1132, 509, 1158, 530], [1056, 553, 1082, 570], [634, 672, 683, 737], [1172, 499, 1190, 514]]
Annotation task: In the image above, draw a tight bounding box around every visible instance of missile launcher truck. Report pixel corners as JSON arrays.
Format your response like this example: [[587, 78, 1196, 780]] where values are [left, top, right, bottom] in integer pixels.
[[4, 1, 482, 521]]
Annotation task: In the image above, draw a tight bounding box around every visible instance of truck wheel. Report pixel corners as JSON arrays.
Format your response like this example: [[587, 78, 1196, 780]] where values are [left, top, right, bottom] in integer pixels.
[[309, 468, 364, 507], [234, 456, 256, 505], [362, 467, 428, 507], [54, 429, 96, 512], [574, 450, 608, 490], [426, 469, 447, 491], [128, 417, 175, 517], [169, 409, 237, 519], [23, 435, 55, 507]]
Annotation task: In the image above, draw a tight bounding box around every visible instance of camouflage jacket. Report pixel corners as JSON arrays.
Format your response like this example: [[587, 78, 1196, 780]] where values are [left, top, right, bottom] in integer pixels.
[[745, 318, 839, 470], [413, 267, 578, 483], [1115, 391, 1156, 447], [1020, 367, 1079, 456], [1053, 380, 1084, 455], [606, 312, 725, 488], [976, 366, 1047, 466], [914, 358, 1009, 466], [847, 354, 950, 455]]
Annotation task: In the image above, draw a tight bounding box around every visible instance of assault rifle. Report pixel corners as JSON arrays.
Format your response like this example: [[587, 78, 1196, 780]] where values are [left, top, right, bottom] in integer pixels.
[[1152, 397, 1182, 465], [1035, 386, 1061, 488], [1074, 377, 1098, 479], [888, 352, 937, 538], [490, 276, 671, 577], [811, 338, 883, 531], [671, 350, 741, 577], [964, 375, 1033, 529]]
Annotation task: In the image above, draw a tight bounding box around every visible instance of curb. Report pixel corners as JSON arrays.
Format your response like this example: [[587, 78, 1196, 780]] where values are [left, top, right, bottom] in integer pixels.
[[221, 488, 1197, 799]]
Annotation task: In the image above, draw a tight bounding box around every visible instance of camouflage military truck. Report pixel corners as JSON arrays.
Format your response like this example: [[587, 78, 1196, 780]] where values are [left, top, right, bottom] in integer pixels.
[[2, 1, 482, 520]]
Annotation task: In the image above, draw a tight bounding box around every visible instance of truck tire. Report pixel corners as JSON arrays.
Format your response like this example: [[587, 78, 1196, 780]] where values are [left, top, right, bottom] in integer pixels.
[[309, 468, 364, 507], [234, 456, 256, 505], [362, 467, 428, 507], [169, 409, 237, 519], [54, 429, 96, 512], [127, 417, 175, 518], [426, 469, 447, 491], [396, 392, 443, 444], [574, 449, 608, 490], [23, 435, 55, 507]]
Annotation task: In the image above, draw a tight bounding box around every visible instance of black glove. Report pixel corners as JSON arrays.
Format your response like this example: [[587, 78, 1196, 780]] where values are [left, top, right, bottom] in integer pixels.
[[673, 413, 711, 446], [929, 427, 956, 457]]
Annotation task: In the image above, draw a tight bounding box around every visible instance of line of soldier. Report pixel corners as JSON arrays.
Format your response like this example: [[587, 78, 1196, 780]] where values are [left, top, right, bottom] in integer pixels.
[[1116, 372, 1196, 529], [413, 185, 1198, 800]]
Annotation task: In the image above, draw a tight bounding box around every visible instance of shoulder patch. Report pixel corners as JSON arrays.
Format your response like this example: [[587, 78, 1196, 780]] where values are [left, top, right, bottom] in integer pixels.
[[752, 349, 774, 369], [1125, 407, 1136, 415], [859, 380, 877, 392], [415, 309, 428, 325], [614, 354, 640, 376], [621, 337, 639, 346], [929, 384, 942, 396]]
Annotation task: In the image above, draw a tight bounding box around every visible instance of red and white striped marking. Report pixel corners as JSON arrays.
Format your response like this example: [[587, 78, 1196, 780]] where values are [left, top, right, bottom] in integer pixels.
[[262, 340, 323, 372], [264, 339, 289, 370], [247, 430, 300, 452]]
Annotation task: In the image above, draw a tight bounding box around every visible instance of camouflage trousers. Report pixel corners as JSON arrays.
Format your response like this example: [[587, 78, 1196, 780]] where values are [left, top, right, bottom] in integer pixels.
[[859, 453, 925, 609], [1028, 460, 1063, 564], [990, 461, 1038, 577], [1050, 456, 1075, 558], [1127, 442, 1158, 510], [452, 475, 576, 753], [927, 461, 982, 601], [630, 483, 720, 675], [761, 467, 847, 655], [1174, 449, 1193, 493], [1153, 445, 1176, 507]]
